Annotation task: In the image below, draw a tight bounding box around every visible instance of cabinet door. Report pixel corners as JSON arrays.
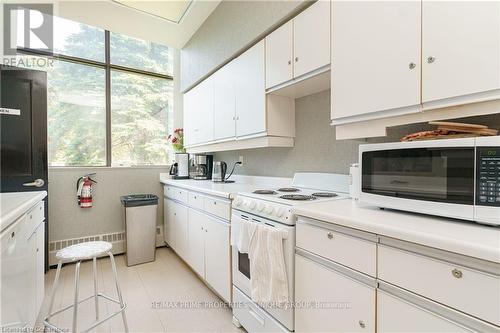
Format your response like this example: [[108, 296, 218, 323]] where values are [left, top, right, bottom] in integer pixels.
[[377, 291, 473, 333], [26, 229, 37, 326], [293, 0, 330, 78], [213, 61, 236, 140], [235, 40, 266, 137], [295, 255, 376, 333], [265, 21, 293, 89], [164, 198, 176, 248], [35, 222, 45, 316], [422, 1, 500, 103], [174, 203, 189, 260], [187, 208, 206, 277], [331, 1, 421, 120], [196, 77, 215, 143], [183, 89, 197, 147], [204, 216, 231, 302]]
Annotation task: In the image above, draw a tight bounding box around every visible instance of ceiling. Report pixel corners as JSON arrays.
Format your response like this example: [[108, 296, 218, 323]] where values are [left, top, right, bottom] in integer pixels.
[[55, 0, 221, 48], [112, 0, 193, 24]]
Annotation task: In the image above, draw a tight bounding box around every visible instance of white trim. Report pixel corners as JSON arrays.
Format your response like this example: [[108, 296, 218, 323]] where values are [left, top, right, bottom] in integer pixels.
[[331, 104, 422, 126], [186, 136, 294, 154], [265, 65, 330, 94], [423, 89, 500, 111]]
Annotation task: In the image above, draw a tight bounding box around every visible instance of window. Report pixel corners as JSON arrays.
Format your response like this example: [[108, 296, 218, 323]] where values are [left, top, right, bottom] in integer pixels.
[[17, 17, 173, 166]]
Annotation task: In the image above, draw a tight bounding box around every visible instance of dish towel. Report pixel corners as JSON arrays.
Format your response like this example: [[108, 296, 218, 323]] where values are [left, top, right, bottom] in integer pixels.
[[230, 215, 256, 254], [248, 223, 289, 306]]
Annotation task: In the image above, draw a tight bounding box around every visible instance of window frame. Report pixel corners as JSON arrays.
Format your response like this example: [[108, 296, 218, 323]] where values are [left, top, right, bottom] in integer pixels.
[[17, 30, 173, 167]]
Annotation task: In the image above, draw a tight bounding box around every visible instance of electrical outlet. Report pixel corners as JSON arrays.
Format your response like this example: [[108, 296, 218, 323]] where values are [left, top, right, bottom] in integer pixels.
[[238, 155, 244, 165]]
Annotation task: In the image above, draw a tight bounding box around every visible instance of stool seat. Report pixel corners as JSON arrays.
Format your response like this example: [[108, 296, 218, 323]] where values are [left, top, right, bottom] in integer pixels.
[[56, 241, 112, 261]]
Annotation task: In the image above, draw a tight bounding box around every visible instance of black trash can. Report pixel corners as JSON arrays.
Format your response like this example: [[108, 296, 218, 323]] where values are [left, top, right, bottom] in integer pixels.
[[120, 194, 159, 266]]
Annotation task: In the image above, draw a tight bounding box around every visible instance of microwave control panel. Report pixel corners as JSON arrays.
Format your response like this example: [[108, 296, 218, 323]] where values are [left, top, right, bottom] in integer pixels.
[[477, 147, 500, 206]]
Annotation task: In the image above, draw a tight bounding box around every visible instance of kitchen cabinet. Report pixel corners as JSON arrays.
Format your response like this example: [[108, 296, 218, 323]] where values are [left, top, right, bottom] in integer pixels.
[[163, 185, 232, 302], [331, 0, 421, 123], [183, 76, 214, 146], [213, 61, 236, 140], [234, 40, 266, 137], [265, 1, 330, 90], [377, 286, 497, 332], [265, 21, 293, 89], [163, 198, 189, 261], [188, 208, 231, 302], [293, 0, 330, 78], [295, 252, 376, 333], [1, 199, 45, 329], [422, 1, 500, 105]]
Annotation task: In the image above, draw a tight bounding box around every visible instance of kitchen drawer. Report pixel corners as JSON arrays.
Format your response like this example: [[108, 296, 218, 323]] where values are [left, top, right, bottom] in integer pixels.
[[27, 201, 44, 234], [296, 218, 377, 276], [163, 185, 174, 199], [233, 286, 289, 333], [173, 188, 189, 204], [188, 192, 204, 210], [203, 197, 230, 221], [378, 244, 500, 326]]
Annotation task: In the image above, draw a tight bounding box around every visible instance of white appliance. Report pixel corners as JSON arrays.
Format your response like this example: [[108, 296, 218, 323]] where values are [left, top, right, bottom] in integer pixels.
[[359, 136, 500, 225], [231, 173, 350, 333]]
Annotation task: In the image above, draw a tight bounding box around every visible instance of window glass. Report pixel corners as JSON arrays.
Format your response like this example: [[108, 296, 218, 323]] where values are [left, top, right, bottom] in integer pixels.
[[110, 32, 173, 75], [111, 71, 172, 166], [48, 61, 106, 166]]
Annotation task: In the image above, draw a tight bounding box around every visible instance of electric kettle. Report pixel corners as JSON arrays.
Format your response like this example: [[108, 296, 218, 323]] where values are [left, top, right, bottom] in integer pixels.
[[212, 161, 227, 182]]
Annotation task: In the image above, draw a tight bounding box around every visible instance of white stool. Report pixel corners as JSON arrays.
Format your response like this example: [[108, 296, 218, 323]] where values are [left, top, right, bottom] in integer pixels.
[[43, 241, 129, 333]]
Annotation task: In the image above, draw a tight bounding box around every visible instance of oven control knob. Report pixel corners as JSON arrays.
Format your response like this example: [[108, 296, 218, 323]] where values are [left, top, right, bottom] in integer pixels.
[[243, 200, 249, 208], [257, 202, 265, 212], [265, 205, 274, 215], [276, 208, 285, 218], [234, 198, 242, 207], [249, 201, 256, 210]]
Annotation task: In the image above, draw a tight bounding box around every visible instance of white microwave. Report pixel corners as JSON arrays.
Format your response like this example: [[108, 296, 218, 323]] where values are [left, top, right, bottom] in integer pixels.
[[359, 136, 500, 226]]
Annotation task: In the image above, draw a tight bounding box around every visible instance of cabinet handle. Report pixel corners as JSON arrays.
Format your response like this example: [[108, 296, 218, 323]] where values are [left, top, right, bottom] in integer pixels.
[[408, 62, 416, 70], [327, 232, 334, 239], [11, 232, 15, 238], [427, 56, 436, 64], [359, 320, 366, 328], [213, 201, 217, 205], [295, 57, 299, 62], [452, 269, 463, 279], [201, 227, 204, 231], [288, 60, 291, 65], [205, 229, 208, 233]]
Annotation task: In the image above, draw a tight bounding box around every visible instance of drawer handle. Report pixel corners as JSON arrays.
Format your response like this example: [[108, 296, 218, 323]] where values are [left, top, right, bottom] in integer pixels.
[[11, 231, 15, 238], [327, 232, 334, 239], [213, 201, 217, 205], [452, 269, 463, 279], [359, 320, 366, 328]]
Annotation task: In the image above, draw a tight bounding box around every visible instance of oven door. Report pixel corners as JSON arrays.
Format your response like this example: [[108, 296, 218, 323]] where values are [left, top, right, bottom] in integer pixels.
[[231, 210, 296, 331], [360, 139, 476, 221]]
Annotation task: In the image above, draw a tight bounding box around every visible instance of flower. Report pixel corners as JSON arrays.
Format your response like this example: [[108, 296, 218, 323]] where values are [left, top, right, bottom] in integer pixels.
[[167, 128, 185, 153]]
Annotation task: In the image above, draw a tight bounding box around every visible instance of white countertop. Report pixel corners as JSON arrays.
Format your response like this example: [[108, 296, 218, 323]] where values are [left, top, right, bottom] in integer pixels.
[[1, 191, 47, 233], [159, 174, 291, 199], [293, 199, 500, 263]]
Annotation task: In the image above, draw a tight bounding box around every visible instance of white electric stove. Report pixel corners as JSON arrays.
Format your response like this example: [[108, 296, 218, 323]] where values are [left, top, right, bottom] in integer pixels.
[[231, 173, 350, 333]]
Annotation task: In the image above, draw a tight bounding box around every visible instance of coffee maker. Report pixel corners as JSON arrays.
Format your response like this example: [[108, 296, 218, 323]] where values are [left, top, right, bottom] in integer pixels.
[[192, 154, 213, 180], [169, 153, 190, 179]]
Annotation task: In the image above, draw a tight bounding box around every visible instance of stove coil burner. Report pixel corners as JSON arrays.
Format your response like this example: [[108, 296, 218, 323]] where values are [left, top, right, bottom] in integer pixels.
[[277, 187, 301, 192], [253, 190, 277, 195], [312, 192, 338, 198], [279, 194, 317, 201]]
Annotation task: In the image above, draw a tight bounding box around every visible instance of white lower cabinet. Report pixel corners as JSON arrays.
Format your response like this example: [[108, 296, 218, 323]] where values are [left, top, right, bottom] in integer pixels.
[[295, 252, 376, 333], [164, 186, 231, 303]]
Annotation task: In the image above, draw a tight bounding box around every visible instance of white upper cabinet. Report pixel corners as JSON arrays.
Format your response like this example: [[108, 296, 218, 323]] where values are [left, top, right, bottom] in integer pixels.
[[183, 76, 214, 146], [265, 21, 293, 89], [422, 1, 500, 104], [331, 1, 421, 122], [293, 0, 330, 78], [265, 1, 331, 90], [213, 61, 236, 140], [234, 40, 266, 137]]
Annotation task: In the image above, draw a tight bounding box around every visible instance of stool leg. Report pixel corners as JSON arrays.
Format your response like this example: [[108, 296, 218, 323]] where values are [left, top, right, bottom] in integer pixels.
[[93, 257, 99, 320], [46, 261, 62, 321], [72, 261, 81, 333], [109, 252, 129, 333]]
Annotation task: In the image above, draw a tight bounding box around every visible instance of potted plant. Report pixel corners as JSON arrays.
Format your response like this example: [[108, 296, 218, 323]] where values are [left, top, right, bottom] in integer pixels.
[[168, 128, 185, 153]]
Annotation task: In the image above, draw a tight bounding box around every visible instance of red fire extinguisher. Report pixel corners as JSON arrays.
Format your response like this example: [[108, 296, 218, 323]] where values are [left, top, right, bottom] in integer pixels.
[[77, 174, 97, 208]]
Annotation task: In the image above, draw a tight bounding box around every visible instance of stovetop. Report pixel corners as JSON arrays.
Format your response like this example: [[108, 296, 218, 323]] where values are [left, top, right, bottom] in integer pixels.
[[243, 186, 346, 205]]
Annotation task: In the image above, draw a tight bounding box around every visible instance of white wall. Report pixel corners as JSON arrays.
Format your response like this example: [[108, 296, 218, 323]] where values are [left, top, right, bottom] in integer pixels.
[[48, 167, 166, 242]]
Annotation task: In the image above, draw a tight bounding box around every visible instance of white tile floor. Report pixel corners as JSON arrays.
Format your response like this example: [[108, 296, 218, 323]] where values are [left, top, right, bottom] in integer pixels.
[[39, 247, 245, 333]]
